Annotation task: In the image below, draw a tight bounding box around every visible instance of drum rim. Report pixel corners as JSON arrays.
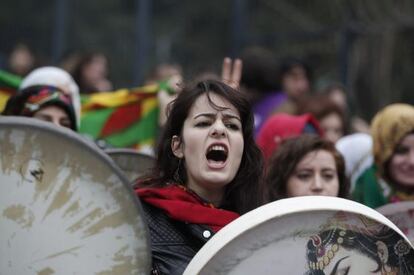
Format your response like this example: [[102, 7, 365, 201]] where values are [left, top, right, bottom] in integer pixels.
[[0, 116, 152, 271], [377, 201, 414, 215], [184, 196, 413, 275]]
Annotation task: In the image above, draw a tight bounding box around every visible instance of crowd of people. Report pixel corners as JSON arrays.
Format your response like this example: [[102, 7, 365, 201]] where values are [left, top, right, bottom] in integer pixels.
[[1, 44, 414, 274]]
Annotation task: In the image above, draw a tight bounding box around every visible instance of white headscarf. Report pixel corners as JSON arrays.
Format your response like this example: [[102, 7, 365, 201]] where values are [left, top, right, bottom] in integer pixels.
[[336, 133, 373, 190], [20, 66, 81, 128]]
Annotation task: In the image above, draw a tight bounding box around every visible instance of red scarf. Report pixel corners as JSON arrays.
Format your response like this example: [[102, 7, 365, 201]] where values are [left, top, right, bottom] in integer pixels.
[[136, 184, 239, 232]]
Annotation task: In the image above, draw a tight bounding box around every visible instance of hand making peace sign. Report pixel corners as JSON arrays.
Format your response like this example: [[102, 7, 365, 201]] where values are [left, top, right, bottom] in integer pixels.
[[221, 57, 243, 89]]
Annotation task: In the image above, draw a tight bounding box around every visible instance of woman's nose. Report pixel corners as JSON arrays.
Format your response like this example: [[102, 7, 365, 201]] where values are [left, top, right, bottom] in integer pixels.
[[210, 120, 226, 138], [52, 119, 62, 128], [310, 176, 324, 192]]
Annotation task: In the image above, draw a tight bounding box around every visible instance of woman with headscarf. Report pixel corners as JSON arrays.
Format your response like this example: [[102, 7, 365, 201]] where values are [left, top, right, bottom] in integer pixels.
[[19, 66, 81, 129], [3, 85, 77, 131], [353, 103, 414, 208]]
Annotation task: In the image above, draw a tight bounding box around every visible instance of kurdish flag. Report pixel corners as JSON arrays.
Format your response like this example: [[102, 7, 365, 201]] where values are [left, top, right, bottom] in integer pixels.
[[0, 70, 22, 111], [80, 84, 160, 151], [0, 69, 161, 151]]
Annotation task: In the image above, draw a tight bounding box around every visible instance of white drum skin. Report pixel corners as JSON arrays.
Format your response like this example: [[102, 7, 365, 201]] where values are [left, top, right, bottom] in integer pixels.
[[0, 117, 150, 274]]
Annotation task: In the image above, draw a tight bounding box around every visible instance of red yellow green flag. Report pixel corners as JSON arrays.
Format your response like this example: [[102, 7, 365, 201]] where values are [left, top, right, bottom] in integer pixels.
[[80, 84, 159, 151], [0, 69, 161, 151]]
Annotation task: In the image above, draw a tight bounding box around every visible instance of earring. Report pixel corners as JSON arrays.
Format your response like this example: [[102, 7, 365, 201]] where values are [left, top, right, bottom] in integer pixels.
[[173, 158, 183, 184]]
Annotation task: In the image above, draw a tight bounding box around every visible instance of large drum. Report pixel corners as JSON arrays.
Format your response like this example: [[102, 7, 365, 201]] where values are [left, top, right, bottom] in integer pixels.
[[377, 201, 414, 244], [105, 148, 154, 184], [0, 117, 150, 274], [184, 196, 414, 275]]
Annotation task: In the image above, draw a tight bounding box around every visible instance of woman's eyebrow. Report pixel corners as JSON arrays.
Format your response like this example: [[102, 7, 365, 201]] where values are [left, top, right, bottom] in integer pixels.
[[193, 112, 215, 119], [295, 168, 313, 172], [222, 113, 241, 121], [321, 167, 336, 171], [193, 112, 241, 121]]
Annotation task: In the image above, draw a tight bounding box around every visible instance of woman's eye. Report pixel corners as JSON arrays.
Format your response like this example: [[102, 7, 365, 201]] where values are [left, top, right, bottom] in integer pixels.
[[60, 120, 72, 128], [225, 123, 240, 130], [297, 173, 311, 180], [195, 121, 211, 127], [323, 173, 335, 180]]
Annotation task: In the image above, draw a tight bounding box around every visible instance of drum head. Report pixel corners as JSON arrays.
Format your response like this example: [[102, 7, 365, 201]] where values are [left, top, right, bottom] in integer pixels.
[[0, 117, 150, 274], [105, 149, 154, 184], [184, 196, 414, 275], [377, 202, 414, 244]]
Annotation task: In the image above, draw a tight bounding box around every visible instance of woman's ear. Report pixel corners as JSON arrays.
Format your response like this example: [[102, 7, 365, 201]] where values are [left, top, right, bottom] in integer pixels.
[[171, 135, 184, 158]]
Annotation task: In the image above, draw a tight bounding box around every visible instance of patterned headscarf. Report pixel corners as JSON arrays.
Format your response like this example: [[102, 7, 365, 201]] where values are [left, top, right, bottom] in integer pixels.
[[19, 66, 81, 128], [371, 103, 414, 178], [3, 85, 77, 131]]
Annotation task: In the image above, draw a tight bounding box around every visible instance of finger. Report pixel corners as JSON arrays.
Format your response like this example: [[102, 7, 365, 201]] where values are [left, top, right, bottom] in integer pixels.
[[221, 57, 232, 81], [167, 75, 183, 94], [230, 58, 243, 88]]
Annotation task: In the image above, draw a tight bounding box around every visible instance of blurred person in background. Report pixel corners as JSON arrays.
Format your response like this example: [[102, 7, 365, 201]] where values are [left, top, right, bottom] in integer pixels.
[[256, 113, 323, 161], [321, 82, 370, 134], [145, 63, 184, 126], [72, 52, 113, 94], [59, 50, 82, 75], [7, 43, 35, 77], [266, 134, 349, 200], [3, 85, 77, 131], [239, 47, 279, 134], [272, 57, 313, 115], [297, 94, 347, 143], [321, 83, 347, 111], [145, 63, 183, 88], [353, 103, 414, 208]]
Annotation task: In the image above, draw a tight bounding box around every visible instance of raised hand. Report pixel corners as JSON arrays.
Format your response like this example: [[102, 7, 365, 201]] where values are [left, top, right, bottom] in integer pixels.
[[221, 57, 242, 89], [157, 75, 183, 126]]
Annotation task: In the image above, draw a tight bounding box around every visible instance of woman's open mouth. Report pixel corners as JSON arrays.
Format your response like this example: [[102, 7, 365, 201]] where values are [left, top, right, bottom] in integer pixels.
[[206, 144, 228, 168]]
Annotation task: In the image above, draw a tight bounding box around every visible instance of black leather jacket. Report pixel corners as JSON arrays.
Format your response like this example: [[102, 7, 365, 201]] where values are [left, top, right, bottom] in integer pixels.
[[141, 201, 215, 275]]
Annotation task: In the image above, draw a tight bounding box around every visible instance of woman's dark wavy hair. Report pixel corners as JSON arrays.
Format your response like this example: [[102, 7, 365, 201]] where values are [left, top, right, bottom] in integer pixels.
[[305, 227, 414, 275], [266, 134, 349, 200], [138, 79, 265, 214]]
